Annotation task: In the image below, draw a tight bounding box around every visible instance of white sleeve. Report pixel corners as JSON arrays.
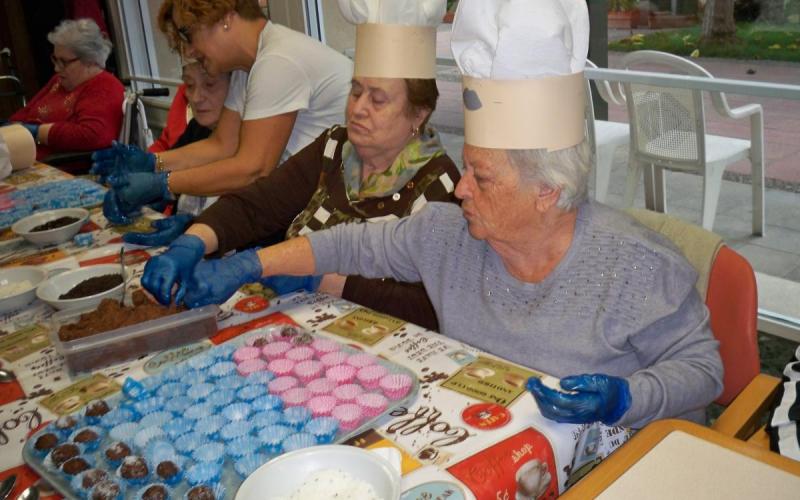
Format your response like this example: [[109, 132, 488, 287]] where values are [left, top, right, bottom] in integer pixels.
[[241, 55, 312, 121], [223, 70, 248, 116]]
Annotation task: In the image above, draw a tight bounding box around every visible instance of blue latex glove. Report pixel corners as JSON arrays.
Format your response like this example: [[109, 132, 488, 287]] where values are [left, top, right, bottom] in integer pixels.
[[183, 249, 263, 308], [123, 214, 193, 247], [102, 190, 135, 225], [261, 275, 322, 295], [19, 122, 39, 140], [91, 141, 155, 183], [141, 234, 206, 306], [108, 171, 170, 215], [527, 374, 632, 426]]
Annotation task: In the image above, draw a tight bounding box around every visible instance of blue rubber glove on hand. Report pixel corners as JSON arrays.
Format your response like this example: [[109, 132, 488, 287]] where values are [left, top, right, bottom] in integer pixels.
[[91, 141, 156, 183], [19, 122, 39, 140], [183, 249, 262, 308], [527, 374, 632, 426], [102, 190, 135, 225], [261, 275, 322, 295], [123, 214, 193, 247], [108, 171, 170, 215], [141, 234, 206, 306]]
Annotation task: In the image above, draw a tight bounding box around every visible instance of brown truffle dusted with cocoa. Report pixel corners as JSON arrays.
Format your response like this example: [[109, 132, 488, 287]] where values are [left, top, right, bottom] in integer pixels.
[[91, 480, 121, 500], [55, 415, 79, 432], [156, 460, 178, 481], [62, 456, 90, 475], [50, 443, 80, 467], [34, 432, 59, 452], [119, 455, 149, 480], [141, 484, 168, 500], [105, 441, 131, 462], [186, 485, 216, 500], [73, 428, 99, 444], [85, 400, 110, 417], [81, 469, 109, 489]]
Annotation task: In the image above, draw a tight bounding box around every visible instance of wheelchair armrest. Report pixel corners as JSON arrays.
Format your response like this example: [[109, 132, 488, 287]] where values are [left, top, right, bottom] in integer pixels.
[[712, 373, 781, 440], [727, 103, 762, 120]]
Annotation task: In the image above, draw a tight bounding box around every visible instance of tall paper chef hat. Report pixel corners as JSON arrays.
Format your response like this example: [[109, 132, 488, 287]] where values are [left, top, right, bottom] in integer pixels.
[[451, 0, 590, 151], [337, 0, 446, 78]]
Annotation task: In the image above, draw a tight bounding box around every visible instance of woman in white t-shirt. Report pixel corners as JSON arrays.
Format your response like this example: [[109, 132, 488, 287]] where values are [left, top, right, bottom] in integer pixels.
[[98, 0, 352, 224]]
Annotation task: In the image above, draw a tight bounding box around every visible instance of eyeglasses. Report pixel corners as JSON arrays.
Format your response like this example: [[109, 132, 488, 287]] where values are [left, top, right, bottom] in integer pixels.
[[50, 54, 81, 68]]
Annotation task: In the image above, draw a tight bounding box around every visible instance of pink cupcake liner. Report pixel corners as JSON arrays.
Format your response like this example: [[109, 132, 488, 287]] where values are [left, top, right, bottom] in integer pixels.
[[332, 383, 364, 403], [281, 387, 311, 408], [233, 346, 261, 364], [267, 358, 295, 377], [285, 346, 315, 362], [306, 395, 337, 417], [267, 376, 299, 395], [261, 341, 292, 361], [379, 373, 413, 400], [311, 338, 340, 356], [305, 378, 335, 396], [356, 392, 389, 418], [320, 351, 349, 368], [346, 353, 378, 369], [236, 359, 269, 377], [325, 364, 357, 385], [332, 403, 363, 431], [356, 365, 389, 390], [293, 360, 324, 384]]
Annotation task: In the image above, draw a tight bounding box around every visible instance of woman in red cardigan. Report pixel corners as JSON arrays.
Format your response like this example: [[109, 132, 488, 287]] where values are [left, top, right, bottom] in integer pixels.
[[10, 18, 124, 162]]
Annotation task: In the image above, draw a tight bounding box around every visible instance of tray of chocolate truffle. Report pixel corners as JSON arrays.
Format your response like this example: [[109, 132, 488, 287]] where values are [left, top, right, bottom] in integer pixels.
[[23, 323, 418, 499]]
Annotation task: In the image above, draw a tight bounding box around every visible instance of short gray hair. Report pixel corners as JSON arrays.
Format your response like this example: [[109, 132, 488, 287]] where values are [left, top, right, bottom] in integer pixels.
[[506, 138, 592, 211], [47, 19, 112, 67]]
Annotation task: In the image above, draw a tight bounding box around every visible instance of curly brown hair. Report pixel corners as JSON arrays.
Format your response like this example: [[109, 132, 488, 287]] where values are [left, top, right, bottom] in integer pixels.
[[158, 0, 265, 50], [405, 79, 439, 130]]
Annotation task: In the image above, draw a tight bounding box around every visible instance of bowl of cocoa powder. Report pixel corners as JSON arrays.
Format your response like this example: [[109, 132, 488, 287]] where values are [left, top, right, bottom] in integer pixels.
[[36, 264, 128, 311], [12, 208, 89, 247]]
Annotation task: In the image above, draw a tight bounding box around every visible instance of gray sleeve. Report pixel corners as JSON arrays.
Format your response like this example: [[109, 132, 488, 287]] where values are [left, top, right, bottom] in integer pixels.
[[306, 206, 439, 284], [618, 265, 724, 428]]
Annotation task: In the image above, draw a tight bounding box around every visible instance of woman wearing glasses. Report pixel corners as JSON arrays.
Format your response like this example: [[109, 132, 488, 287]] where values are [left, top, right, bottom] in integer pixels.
[[8, 18, 124, 164], [97, 0, 352, 224]]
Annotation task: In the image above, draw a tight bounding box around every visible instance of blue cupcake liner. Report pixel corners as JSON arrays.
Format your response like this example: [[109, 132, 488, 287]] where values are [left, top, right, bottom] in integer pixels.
[[134, 426, 167, 450], [183, 483, 225, 500], [140, 411, 173, 429], [282, 406, 311, 431], [282, 432, 317, 453], [251, 394, 283, 412], [115, 456, 151, 487], [71, 468, 110, 498], [184, 402, 215, 421], [122, 378, 150, 401], [157, 382, 187, 399], [224, 437, 262, 459], [219, 420, 254, 443], [236, 384, 264, 402], [208, 361, 237, 379], [187, 382, 215, 402], [89, 479, 126, 500], [194, 415, 226, 440], [103, 441, 133, 469], [184, 461, 222, 487], [304, 417, 340, 444], [222, 402, 252, 422], [257, 424, 292, 454], [135, 482, 173, 500], [99, 407, 136, 429], [140, 375, 164, 394], [132, 397, 167, 416], [205, 389, 236, 409], [192, 442, 225, 467], [211, 343, 237, 361], [187, 354, 215, 371], [159, 364, 190, 382], [68, 425, 104, 453], [52, 415, 83, 439], [250, 410, 282, 430], [234, 453, 267, 478], [164, 396, 194, 414], [163, 418, 194, 440], [110, 423, 140, 443], [144, 440, 177, 463], [153, 456, 184, 486], [244, 371, 276, 385], [174, 432, 206, 456], [180, 370, 207, 387], [215, 375, 246, 391]]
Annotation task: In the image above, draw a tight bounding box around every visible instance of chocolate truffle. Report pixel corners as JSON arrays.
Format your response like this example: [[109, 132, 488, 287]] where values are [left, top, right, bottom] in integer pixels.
[[73, 428, 99, 444], [120, 456, 149, 480], [55, 415, 79, 431], [156, 460, 178, 480], [34, 432, 59, 451], [251, 337, 269, 347], [51, 443, 80, 467], [62, 457, 90, 475], [105, 441, 131, 462], [141, 484, 168, 500], [85, 400, 110, 417], [186, 485, 215, 500], [91, 480, 121, 500], [82, 469, 109, 489]]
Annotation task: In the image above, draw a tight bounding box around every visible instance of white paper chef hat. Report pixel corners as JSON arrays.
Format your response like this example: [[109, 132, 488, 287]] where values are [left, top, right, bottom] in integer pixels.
[[337, 0, 446, 78], [452, 0, 590, 151]]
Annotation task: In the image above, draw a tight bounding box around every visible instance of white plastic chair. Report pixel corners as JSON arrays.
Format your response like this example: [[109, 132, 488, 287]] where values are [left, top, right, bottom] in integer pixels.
[[620, 50, 764, 235], [585, 60, 630, 203]]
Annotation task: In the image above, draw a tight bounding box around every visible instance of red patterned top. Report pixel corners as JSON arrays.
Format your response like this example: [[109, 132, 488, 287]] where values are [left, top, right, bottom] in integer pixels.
[[10, 71, 124, 160]]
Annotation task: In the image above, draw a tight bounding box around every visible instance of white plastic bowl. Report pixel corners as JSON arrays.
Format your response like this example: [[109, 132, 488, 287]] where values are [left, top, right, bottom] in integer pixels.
[[235, 445, 401, 500], [36, 264, 127, 311], [0, 266, 46, 314], [12, 208, 89, 247]]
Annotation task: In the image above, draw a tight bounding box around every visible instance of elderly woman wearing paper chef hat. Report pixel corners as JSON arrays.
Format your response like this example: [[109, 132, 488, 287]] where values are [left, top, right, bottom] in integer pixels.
[[139, 0, 461, 331], [163, 0, 722, 429]]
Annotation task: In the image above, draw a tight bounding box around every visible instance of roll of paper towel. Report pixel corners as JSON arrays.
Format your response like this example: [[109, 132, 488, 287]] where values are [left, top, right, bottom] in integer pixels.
[[0, 124, 36, 173]]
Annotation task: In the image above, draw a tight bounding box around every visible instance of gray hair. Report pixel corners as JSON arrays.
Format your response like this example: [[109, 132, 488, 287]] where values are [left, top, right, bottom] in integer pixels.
[[506, 138, 592, 211], [47, 19, 112, 67]]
